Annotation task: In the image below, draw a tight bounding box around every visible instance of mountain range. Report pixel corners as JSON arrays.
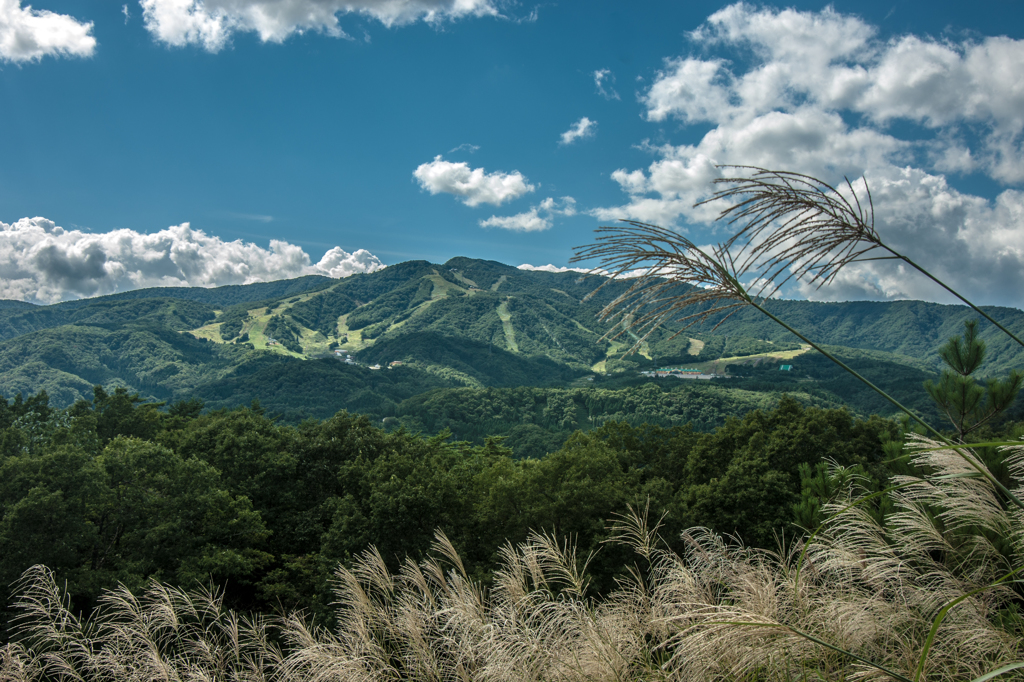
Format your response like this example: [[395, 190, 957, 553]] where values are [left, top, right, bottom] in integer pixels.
[[2, 257, 1022, 452]]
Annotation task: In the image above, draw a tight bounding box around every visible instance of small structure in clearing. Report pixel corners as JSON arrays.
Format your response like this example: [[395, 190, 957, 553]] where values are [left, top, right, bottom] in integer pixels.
[[641, 367, 722, 380]]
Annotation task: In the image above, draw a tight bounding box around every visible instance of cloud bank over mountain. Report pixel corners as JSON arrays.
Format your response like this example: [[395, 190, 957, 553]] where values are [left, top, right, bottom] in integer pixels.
[[0, 217, 384, 305]]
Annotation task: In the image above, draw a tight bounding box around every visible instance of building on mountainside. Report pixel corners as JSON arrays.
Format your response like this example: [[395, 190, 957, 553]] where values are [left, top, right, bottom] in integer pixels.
[[332, 349, 357, 364], [780, 365, 793, 371], [369, 364, 381, 370], [655, 367, 702, 377], [388, 361, 403, 368], [641, 367, 722, 380]]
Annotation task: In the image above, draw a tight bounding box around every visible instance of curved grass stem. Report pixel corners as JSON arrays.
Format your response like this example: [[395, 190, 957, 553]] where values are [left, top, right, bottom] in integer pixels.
[[883, 246, 1024, 350], [914, 571, 1024, 682]]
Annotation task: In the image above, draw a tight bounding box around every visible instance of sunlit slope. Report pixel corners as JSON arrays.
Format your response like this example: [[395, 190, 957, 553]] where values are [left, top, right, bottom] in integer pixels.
[[0, 276, 334, 343], [197, 258, 636, 372]]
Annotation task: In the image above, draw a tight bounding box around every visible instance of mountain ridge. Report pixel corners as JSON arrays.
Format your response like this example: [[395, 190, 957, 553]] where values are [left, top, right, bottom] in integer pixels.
[[1, 257, 1021, 437]]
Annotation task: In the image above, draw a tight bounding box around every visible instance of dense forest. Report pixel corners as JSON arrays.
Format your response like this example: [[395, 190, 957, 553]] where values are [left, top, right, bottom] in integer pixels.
[[0, 386, 909, 631]]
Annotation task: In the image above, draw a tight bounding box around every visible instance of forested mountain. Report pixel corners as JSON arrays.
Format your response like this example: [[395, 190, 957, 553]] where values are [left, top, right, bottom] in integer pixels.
[[0, 257, 1021, 444], [0, 276, 335, 342], [0, 300, 36, 312]]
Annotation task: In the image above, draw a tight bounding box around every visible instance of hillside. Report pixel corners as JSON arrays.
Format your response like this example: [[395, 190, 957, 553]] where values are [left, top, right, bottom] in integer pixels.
[[0, 257, 1020, 442], [681, 298, 1024, 376], [0, 300, 36, 312]]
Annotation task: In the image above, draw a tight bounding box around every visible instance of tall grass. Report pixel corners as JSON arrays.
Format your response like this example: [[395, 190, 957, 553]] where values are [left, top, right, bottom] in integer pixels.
[[647, 437, 1024, 681], [3, 440, 1023, 680], [2, 564, 281, 680]]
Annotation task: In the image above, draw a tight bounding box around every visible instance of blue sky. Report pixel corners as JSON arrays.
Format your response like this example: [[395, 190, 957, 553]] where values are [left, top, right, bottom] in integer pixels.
[[1, 0, 1023, 306]]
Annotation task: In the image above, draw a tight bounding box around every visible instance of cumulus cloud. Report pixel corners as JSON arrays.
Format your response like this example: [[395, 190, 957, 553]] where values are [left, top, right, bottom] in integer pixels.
[[643, 58, 734, 124], [480, 196, 576, 232], [413, 155, 535, 207], [0, 217, 384, 304], [0, 0, 95, 62], [591, 3, 1024, 306], [139, 0, 498, 51], [559, 117, 596, 145], [316, 244, 385, 278], [594, 68, 619, 100]]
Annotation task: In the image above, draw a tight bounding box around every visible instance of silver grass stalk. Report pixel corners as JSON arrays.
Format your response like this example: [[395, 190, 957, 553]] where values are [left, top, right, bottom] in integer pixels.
[[571, 221, 756, 353], [704, 166, 1024, 350], [4, 566, 280, 682]]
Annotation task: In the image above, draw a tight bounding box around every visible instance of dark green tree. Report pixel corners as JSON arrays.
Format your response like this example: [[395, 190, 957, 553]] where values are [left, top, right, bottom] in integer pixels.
[[924, 320, 1023, 441], [90, 386, 164, 444]]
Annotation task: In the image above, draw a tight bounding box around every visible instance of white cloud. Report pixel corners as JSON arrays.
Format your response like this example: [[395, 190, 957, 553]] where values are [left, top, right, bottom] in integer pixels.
[[517, 263, 590, 274], [413, 155, 534, 207], [0, 217, 384, 304], [480, 196, 576, 232], [791, 167, 1024, 304], [517, 263, 650, 279], [609, 168, 647, 195], [644, 58, 734, 124], [640, 4, 1024, 182], [594, 68, 619, 100], [694, 4, 874, 75], [559, 117, 597, 145], [316, 244, 385, 278], [448, 142, 480, 154], [480, 209, 548, 232], [590, 3, 1024, 306], [139, 0, 498, 51], [0, 0, 95, 62]]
